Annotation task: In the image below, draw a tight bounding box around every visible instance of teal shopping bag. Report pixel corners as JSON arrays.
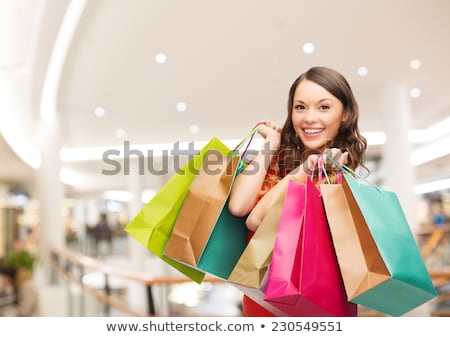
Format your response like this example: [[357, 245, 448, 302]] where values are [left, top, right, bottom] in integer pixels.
[[194, 186, 249, 279], [125, 137, 231, 283], [331, 170, 438, 316]]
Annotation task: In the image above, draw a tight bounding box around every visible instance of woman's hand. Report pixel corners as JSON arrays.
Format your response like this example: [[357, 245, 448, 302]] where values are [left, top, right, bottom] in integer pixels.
[[303, 148, 349, 175], [257, 120, 281, 151], [228, 120, 281, 219]]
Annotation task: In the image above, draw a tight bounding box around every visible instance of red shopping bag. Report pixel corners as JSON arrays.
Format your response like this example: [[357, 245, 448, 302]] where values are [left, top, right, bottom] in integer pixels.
[[264, 178, 357, 316]]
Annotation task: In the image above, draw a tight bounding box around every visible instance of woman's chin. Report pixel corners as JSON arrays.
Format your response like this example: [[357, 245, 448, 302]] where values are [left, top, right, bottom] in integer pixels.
[[301, 140, 328, 152]]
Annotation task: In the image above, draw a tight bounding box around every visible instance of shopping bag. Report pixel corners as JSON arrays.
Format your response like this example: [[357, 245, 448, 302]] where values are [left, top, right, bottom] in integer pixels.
[[227, 180, 288, 288], [234, 265, 289, 317], [264, 178, 357, 317], [125, 137, 231, 283], [226, 180, 292, 316], [163, 125, 262, 279], [263, 179, 305, 302], [321, 166, 438, 316], [163, 151, 240, 264], [163, 151, 249, 279], [195, 199, 249, 279]]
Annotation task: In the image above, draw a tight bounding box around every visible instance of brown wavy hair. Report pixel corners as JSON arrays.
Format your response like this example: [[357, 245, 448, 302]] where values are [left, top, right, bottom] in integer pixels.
[[273, 66, 368, 181]]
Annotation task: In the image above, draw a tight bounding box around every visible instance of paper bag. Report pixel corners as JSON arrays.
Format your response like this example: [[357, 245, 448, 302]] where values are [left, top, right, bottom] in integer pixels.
[[164, 150, 249, 279], [265, 179, 357, 317], [321, 170, 438, 316], [125, 137, 231, 283]]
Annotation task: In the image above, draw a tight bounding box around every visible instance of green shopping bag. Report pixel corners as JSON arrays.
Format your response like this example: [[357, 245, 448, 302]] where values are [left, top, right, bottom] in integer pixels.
[[325, 164, 437, 316], [125, 137, 231, 283], [163, 125, 263, 279]]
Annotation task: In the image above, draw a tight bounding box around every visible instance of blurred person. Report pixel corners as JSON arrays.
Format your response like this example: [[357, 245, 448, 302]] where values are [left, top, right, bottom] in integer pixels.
[[0, 267, 40, 316], [93, 213, 113, 254], [14, 267, 40, 316]]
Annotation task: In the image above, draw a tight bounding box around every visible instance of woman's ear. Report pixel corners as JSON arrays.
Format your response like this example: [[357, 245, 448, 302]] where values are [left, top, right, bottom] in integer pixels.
[[341, 110, 349, 123]]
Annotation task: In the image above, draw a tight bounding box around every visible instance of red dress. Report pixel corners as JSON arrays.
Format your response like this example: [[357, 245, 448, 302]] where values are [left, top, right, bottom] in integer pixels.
[[242, 293, 276, 316]]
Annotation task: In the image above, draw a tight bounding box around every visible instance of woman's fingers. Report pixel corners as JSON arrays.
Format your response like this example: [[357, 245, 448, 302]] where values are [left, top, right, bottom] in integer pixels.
[[257, 121, 281, 137], [325, 148, 348, 166], [305, 148, 348, 173]]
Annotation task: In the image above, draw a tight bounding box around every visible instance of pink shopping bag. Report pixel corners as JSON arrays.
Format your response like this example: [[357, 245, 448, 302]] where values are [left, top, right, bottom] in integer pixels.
[[264, 178, 357, 316]]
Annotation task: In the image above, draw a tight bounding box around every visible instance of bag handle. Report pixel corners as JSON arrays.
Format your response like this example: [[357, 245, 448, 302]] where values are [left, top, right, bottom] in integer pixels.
[[308, 156, 332, 184], [325, 153, 383, 193], [232, 120, 267, 156], [308, 153, 349, 185]]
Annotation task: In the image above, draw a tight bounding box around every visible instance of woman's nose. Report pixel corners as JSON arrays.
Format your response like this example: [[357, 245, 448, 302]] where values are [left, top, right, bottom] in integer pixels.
[[304, 109, 318, 122]]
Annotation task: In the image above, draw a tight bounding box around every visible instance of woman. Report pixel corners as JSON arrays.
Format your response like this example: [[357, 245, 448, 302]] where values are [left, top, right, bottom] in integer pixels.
[[228, 66, 367, 316]]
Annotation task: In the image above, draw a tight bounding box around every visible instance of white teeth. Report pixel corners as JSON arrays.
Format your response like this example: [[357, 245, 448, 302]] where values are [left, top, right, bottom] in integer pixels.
[[304, 129, 322, 134]]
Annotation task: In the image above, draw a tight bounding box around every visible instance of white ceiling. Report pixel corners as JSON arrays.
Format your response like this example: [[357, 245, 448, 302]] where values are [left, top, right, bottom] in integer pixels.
[[1, 0, 450, 198]]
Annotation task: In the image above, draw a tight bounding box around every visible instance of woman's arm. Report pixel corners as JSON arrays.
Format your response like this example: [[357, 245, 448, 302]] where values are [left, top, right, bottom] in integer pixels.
[[245, 166, 307, 231], [228, 122, 281, 217]]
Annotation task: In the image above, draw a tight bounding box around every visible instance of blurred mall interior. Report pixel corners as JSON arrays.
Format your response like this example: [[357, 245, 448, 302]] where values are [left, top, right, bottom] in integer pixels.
[[1, 0, 450, 317]]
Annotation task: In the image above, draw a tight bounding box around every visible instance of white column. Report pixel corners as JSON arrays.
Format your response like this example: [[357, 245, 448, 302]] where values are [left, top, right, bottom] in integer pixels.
[[379, 84, 429, 316], [126, 159, 148, 313], [380, 84, 418, 230], [35, 117, 65, 284], [127, 159, 146, 269]]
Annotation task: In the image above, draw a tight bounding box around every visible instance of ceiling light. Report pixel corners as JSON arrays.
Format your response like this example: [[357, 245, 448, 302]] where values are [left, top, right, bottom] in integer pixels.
[[141, 189, 156, 203], [302, 43, 315, 54], [410, 134, 450, 166], [409, 59, 421, 70], [409, 87, 421, 98], [189, 124, 200, 134], [427, 116, 450, 139], [357, 66, 368, 77], [414, 178, 450, 194], [115, 128, 126, 138], [361, 131, 386, 145], [409, 116, 450, 143], [408, 129, 431, 143], [176, 102, 187, 112], [155, 53, 167, 64], [103, 190, 132, 202], [60, 168, 83, 186], [94, 106, 105, 117]]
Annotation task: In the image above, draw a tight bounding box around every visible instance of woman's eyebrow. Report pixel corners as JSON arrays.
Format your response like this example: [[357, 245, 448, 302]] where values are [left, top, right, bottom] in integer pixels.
[[294, 98, 333, 104]]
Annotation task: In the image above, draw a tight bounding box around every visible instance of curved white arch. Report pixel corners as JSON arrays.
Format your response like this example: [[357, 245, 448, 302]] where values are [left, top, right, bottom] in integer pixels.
[[0, 0, 87, 170], [40, 0, 87, 125]]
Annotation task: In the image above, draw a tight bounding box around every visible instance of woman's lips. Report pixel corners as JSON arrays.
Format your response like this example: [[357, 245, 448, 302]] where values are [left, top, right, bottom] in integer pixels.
[[303, 128, 324, 137]]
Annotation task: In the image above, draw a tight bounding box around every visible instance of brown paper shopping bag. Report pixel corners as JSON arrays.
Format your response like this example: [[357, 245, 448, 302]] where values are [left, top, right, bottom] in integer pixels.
[[320, 183, 390, 300], [228, 180, 289, 288], [163, 150, 241, 265]]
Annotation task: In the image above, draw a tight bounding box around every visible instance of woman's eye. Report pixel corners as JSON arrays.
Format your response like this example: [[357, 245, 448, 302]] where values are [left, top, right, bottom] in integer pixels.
[[319, 105, 330, 110], [294, 104, 306, 110]]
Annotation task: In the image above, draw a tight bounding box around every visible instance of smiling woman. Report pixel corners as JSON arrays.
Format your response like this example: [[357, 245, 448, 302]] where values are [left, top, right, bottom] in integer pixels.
[[229, 66, 367, 230], [227, 66, 367, 317], [291, 79, 346, 151]]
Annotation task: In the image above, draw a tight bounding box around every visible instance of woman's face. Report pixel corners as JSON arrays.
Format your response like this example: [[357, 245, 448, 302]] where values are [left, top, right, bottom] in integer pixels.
[[291, 79, 347, 151]]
